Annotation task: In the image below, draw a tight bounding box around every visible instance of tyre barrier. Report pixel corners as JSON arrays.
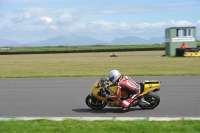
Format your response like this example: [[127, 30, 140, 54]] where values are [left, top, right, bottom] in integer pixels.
[[176, 48, 200, 57]]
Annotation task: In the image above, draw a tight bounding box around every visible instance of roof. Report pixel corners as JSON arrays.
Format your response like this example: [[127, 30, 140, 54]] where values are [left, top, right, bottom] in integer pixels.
[[166, 26, 196, 30]]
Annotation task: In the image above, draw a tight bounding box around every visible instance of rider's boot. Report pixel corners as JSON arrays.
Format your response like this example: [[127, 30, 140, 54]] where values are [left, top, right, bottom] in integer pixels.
[[121, 97, 134, 111], [121, 94, 138, 111]]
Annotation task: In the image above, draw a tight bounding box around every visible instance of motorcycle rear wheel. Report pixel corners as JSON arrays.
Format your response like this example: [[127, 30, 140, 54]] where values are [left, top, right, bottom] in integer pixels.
[[138, 91, 160, 109], [85, 94, 107, 109]]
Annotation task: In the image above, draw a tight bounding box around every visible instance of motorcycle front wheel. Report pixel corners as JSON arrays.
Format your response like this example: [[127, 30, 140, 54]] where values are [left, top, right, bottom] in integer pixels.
[[85, 94, 107, 109]]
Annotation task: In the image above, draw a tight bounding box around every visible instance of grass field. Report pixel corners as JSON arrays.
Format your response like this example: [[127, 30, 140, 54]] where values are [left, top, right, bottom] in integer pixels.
[[0, 119, 200, 133], [0, 50, 200, 78]]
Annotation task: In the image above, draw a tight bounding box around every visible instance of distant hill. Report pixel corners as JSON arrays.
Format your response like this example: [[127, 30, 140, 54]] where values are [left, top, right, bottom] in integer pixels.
[[1, 35, 200, 47], [149, 36, 165, 44], [109, 36, 150, 45], [0, 38, 20, 47], [25, 35, 108, 47]]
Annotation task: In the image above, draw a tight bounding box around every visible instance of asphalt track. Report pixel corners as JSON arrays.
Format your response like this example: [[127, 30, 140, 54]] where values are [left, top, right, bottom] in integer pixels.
[[0, 76, 199, 117]]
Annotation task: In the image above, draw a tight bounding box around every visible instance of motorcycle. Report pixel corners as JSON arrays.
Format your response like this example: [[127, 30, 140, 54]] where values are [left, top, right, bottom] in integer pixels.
[[85, 78, 161, 110]]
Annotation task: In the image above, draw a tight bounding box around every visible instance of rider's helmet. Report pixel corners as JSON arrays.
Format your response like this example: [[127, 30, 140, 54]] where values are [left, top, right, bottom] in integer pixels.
[[108, 70, 121, 83]]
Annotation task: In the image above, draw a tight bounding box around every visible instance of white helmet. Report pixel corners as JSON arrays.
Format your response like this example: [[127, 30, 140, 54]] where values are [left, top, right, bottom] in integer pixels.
[[108, 70, 121, 83]]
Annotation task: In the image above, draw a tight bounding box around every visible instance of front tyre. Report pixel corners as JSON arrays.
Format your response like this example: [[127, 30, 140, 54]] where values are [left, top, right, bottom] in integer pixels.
[[85, 94, 107, 109], [138, 91, 160, 109]]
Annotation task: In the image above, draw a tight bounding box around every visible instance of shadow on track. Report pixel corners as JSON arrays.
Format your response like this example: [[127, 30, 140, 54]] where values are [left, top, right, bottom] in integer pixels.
[[72, 107, 144, 113]]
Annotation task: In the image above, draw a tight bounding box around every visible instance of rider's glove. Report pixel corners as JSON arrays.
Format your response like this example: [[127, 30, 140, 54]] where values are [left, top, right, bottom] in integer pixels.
[[104, 83, 109, 90], [102, 80, 109, 90]]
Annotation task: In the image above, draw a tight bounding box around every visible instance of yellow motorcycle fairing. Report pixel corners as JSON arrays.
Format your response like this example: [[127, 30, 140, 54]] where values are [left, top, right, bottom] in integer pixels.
[[140, 80, 161, 95], [91, 80, 127, 103], [92, 80, 161, 99]]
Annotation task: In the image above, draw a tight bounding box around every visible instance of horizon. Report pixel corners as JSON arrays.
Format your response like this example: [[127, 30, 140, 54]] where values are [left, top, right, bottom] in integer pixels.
[[0, 0, 200, 44], [1, 34, 166, 43]]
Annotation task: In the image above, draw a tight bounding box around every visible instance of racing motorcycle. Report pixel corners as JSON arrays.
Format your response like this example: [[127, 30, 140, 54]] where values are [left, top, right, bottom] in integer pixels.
[[85, 78, 161, 110]]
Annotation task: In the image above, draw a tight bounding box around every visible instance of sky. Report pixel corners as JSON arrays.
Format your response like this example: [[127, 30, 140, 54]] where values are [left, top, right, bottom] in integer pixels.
[[0, 0, 200, 43]]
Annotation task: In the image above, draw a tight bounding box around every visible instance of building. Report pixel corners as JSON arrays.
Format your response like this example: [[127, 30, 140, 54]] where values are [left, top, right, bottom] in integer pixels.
[[165, 27, 196, 56]]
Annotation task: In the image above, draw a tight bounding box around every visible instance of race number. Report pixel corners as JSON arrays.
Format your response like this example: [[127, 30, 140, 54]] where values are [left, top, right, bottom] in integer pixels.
[[149, 84, 152, 88]]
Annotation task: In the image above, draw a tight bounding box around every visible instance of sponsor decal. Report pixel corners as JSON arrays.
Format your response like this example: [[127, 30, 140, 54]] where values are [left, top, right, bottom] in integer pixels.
[[184, 52, 200, 57], [172, 37, 195, 42]]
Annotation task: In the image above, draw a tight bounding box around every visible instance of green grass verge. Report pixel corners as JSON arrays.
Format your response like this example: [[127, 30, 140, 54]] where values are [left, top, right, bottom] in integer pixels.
[[0, 45, 165, 53], [0, 119, 200, 133], [0, 51, 200, 78]]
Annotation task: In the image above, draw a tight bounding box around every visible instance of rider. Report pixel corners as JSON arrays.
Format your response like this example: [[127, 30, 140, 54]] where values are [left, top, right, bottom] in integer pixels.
[[106, 70, 141, 111]]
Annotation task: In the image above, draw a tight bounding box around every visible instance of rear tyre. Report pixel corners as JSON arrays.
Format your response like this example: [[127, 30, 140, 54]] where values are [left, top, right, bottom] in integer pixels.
[[138, 91, 160, 109], [85, 94, 107, 109]]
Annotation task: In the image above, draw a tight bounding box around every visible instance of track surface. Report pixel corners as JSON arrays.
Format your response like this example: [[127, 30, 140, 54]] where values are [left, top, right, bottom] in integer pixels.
[[0, 76, 199, 117]]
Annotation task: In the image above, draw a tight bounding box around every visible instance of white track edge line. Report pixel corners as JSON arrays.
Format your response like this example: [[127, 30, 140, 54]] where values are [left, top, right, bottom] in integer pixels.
[[0, 117, 200, 121]]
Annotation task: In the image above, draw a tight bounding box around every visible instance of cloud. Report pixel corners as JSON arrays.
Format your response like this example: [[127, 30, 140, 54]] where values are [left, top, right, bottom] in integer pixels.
[[98, 1, 200, 15], [101, 5, 159, 14], [8, 8, 80, 25], [197, 20, 200, 24], [90, 20, 115, 27], [11, 11, 35, 23], [0, 12, 5, 18], [0, 0, 7, 4], [40, 17, 53, 23], [1, 19, 199, 43], [0, 3, 199, 43], [87, 20, 193, 34], [56, 13, 76, 24], [1, 0, 65, 4], [168, 20, 192, 26]]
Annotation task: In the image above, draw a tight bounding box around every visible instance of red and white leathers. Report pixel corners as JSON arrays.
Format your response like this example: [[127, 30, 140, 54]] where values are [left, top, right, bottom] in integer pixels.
[[109, 74, 141, 108]]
